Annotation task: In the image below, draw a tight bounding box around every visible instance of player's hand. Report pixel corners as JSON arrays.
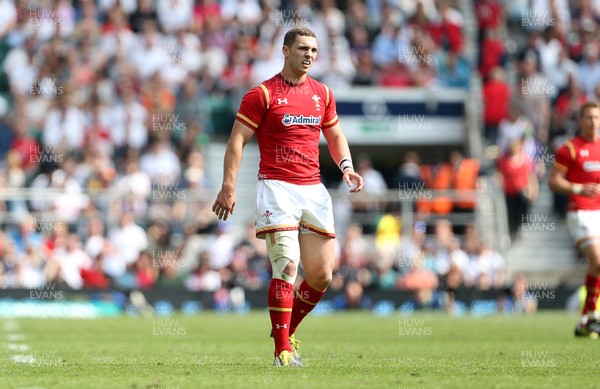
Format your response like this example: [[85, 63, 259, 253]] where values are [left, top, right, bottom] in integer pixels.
[[212, 185, 236, 220], [582, 183, 600, 197], [343, 170, 363, 193]]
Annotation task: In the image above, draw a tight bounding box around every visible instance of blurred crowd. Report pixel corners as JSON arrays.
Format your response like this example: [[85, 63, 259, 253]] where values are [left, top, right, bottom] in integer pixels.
[[0, 0, 594, 307], [479, 0, 600, 235], [0, 0, 478, 295]]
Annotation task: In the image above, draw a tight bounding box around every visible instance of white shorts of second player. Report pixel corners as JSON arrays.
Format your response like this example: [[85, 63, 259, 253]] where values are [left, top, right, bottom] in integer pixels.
[[567, 210, 600, 247], [255, 179, 335, 239]]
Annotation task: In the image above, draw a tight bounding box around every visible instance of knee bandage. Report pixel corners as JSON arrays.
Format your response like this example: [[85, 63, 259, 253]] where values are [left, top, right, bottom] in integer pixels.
[[266, 231, 300, 283]]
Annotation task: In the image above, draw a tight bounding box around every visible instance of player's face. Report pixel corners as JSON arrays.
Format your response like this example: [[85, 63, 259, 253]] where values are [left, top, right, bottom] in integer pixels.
[[284, 36, 318, 76], [580, 107, 600, 140]]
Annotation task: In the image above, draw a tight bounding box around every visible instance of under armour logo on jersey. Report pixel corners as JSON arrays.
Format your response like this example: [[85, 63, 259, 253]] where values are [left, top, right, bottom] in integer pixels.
[[277, 98, 288, 105], [581, 149, 590, 158], [275, 324, 287, 329], [312, 95, 321, 110]]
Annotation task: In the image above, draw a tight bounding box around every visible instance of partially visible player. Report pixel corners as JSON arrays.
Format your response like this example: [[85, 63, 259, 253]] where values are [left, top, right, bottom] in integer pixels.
[[549, 101, 600, 337], [212, 27, 364, 365]]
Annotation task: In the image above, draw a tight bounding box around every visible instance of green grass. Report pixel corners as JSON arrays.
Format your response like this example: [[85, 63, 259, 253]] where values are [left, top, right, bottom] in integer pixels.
[[1, 311, 599, 388]]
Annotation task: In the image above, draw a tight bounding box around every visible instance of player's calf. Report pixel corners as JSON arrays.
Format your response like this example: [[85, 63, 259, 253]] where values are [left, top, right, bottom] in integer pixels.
[[266, 231, 300, 358]]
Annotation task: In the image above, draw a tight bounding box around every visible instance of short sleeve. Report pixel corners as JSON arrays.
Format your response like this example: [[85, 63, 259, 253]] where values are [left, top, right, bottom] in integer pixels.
[[322, 86, 339, 130], [553, 142, 573, 174], [236, 87, 267, 132]]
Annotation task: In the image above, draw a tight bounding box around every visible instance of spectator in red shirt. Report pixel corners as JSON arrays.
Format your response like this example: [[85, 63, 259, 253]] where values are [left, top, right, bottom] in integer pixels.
[[406, 1, 434, 33], [475, 0, 504, 43], [483, 66, 511, 144], [479, 28, 506, 81], [80, 256, 111, 289], [429, 2, 463, 53], [10, 118, 40, 173], [135, 251, 158, 289], [496, 139, 538, 240]]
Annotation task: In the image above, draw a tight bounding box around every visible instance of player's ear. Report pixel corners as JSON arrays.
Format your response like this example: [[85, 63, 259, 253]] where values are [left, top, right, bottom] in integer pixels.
[[282, 45, 289, 57]]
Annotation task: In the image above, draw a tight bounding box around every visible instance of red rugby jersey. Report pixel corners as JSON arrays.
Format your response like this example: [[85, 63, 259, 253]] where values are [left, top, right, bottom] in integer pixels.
[[235, 73, 340, 185], [554, 134, 600, 211]]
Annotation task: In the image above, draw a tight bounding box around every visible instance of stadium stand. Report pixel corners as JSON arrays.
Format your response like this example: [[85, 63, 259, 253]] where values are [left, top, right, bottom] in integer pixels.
[[0, 0, 595, 312]]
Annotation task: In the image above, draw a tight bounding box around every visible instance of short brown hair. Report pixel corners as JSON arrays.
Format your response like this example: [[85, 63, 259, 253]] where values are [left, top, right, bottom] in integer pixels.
[[580, 101, 600, 117], [283, 28, 316, 48]]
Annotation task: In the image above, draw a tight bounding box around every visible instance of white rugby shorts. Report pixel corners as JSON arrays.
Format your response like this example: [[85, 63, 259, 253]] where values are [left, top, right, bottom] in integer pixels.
[[566, 210, 600, 246], [254, 179, 335, 239]]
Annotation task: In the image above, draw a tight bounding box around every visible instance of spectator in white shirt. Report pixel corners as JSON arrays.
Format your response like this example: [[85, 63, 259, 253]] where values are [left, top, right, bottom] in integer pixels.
[[85, 218, 109, 261], [497, 104, 535, 154], [221, 0, 262, 26], [98, 0, 137, 15], [105, 213, 148, 277], [100, 7, 137, 58], [129, 19, 167, 80], [43, 95, 86, 151], [51, 234, 93, 289], [139, 139, 181, 185], [206, 221, 235, 271], [114, 159, 151, 216], [356, 153, 387, 196], [547, 47, 578, 93], [156, 0, 193, 34], [0, 0, 16, 38], [578, 43, 600, 100], [3, 37, 38, 97], [108, 79, 148, 151]]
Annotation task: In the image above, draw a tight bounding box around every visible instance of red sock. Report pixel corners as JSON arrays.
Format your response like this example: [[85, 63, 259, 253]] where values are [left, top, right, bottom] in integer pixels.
[[268, 278, 294, 355], [583, 273, 600, 317], [289, 280, 326, 336]]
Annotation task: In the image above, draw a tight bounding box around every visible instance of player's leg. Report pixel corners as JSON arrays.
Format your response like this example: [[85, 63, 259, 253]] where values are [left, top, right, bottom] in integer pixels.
[[289, 183, 336, 336], [290, 233, 335, 336], [266, 230, 301, 364], [570, 210, 600, 337], [577, 238, 600, 334], [255, 180, 302, 366]]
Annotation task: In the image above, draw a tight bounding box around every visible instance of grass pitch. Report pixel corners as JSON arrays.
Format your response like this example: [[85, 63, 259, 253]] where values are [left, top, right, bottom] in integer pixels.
[[0, 311, 599, 388]]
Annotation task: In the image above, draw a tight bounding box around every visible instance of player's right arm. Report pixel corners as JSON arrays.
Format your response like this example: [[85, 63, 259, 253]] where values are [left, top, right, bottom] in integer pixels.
[[549, 168, 600, 197], [213, 85, 266, 220], [212, 121, 255, 220], [548, 145, 600, 197]]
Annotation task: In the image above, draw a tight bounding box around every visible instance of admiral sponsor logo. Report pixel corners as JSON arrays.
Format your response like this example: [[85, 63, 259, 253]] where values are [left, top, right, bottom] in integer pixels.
[[583, 161, 600, 172], [282, 114, 322, 126]]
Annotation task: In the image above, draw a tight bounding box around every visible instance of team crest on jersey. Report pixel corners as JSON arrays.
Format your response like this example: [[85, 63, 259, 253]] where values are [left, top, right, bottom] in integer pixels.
[[312, 95, 321, 111], [282, 114, 322, 126]]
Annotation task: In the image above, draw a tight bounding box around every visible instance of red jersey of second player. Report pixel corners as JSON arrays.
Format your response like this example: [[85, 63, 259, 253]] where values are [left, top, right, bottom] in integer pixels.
[[235, 73, 340, 185], [554, 134, 600, 211]]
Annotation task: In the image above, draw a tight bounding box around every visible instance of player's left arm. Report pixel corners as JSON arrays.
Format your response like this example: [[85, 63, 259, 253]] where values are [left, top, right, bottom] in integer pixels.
[[322, 123, 363, 193]]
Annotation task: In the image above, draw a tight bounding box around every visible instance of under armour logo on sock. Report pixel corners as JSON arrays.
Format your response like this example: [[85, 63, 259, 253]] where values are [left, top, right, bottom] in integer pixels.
[[275, 324, 288, 329]]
